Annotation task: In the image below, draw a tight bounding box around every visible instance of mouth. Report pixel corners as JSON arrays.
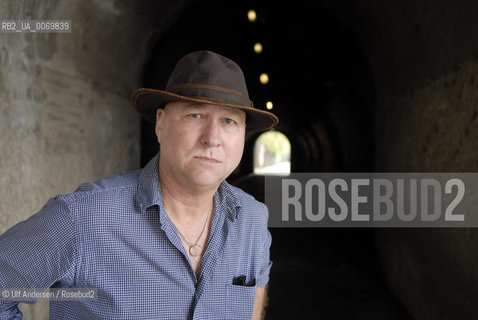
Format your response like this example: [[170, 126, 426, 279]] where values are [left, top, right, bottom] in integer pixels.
[[194, 156, 221, 164]]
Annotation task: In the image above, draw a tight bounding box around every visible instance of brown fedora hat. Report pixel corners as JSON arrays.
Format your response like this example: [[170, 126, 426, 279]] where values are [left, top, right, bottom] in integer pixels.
[[132, 50, 279, 132]]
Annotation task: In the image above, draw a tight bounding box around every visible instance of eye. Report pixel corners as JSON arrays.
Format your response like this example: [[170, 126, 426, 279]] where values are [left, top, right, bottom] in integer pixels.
[[189, 113, 201, 119], [224, 118, 236, 125]]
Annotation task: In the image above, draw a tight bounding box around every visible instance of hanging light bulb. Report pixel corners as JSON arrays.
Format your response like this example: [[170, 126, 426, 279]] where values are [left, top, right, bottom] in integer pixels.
[[254, 42, 263, 54], [266, 101, 274, 110], [247, 10, 257, 23], [259, 73, 269, 85]]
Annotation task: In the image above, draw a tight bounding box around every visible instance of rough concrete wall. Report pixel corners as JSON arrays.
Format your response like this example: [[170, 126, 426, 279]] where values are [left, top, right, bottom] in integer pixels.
[[0, 0, 188, 318], [331, 1, 478, 319], [373, 60, 478, 319]]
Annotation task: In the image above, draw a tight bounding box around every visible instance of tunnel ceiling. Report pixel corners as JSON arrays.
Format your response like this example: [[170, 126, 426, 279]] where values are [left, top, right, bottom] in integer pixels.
[[144, 0, 374, 118]]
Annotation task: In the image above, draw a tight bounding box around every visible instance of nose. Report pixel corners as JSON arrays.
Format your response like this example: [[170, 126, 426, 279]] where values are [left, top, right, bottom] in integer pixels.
[[201, 118, 221, 147]]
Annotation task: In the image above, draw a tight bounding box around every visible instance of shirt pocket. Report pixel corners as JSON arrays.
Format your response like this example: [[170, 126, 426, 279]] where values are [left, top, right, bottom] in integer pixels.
[[225, 284, 257, 319]]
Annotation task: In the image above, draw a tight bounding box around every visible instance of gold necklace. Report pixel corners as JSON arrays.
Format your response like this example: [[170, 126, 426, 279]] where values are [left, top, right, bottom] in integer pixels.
[[174, 207, 212, 257]]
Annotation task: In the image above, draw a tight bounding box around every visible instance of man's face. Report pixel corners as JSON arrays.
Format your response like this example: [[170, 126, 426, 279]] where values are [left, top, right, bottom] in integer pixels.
[[155, 101, 246, 191]]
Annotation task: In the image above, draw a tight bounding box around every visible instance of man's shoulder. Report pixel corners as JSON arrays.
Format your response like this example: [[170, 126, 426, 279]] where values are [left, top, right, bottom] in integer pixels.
[[57, 169, 142, 205]]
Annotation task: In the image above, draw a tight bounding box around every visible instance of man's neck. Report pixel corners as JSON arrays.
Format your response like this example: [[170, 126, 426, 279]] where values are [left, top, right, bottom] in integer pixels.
[[158, 164, 218, 221]]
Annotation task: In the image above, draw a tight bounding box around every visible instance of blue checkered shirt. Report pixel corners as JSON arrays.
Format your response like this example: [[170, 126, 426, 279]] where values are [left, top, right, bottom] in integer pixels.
[[0, 153, 272, 319]]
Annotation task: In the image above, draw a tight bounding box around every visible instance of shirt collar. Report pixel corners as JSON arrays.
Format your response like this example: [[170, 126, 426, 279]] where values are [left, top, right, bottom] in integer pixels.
[[216, 180, 242, 221], [137, 152, 163, 212], [136, 152, 243, 221]]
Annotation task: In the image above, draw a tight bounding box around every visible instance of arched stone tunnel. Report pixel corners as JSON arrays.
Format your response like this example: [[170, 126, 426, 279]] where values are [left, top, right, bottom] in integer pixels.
[[1, 0, 478, 319]]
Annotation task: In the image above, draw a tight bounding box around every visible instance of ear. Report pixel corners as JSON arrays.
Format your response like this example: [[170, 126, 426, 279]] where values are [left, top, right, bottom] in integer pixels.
[[155, 108, 165, 143]]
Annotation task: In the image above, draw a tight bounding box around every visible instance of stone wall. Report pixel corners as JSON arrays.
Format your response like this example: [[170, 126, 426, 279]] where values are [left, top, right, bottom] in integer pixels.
[[374, 59, 478, 319], [332, 1, 478, 318]]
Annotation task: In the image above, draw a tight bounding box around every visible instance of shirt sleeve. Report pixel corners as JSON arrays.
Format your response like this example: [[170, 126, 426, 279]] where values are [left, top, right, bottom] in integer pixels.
[[256, 203, 272, 287], [0, 197, 77, 318]]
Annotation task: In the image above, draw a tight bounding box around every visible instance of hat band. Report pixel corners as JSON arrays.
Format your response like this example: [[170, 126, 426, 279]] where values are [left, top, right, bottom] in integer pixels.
[[167, 83, 253, 108]]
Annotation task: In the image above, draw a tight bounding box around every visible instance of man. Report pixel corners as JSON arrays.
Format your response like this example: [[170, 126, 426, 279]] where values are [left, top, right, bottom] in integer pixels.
[[0, 50, 279, 319]]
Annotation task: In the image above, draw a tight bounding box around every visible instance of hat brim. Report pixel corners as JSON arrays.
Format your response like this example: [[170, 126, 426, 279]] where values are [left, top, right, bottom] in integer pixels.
[[132, 88, 279, 132]]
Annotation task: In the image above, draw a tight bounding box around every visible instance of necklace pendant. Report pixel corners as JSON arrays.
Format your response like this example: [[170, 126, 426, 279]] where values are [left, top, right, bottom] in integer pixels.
[[189, 244, 202, 257]]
